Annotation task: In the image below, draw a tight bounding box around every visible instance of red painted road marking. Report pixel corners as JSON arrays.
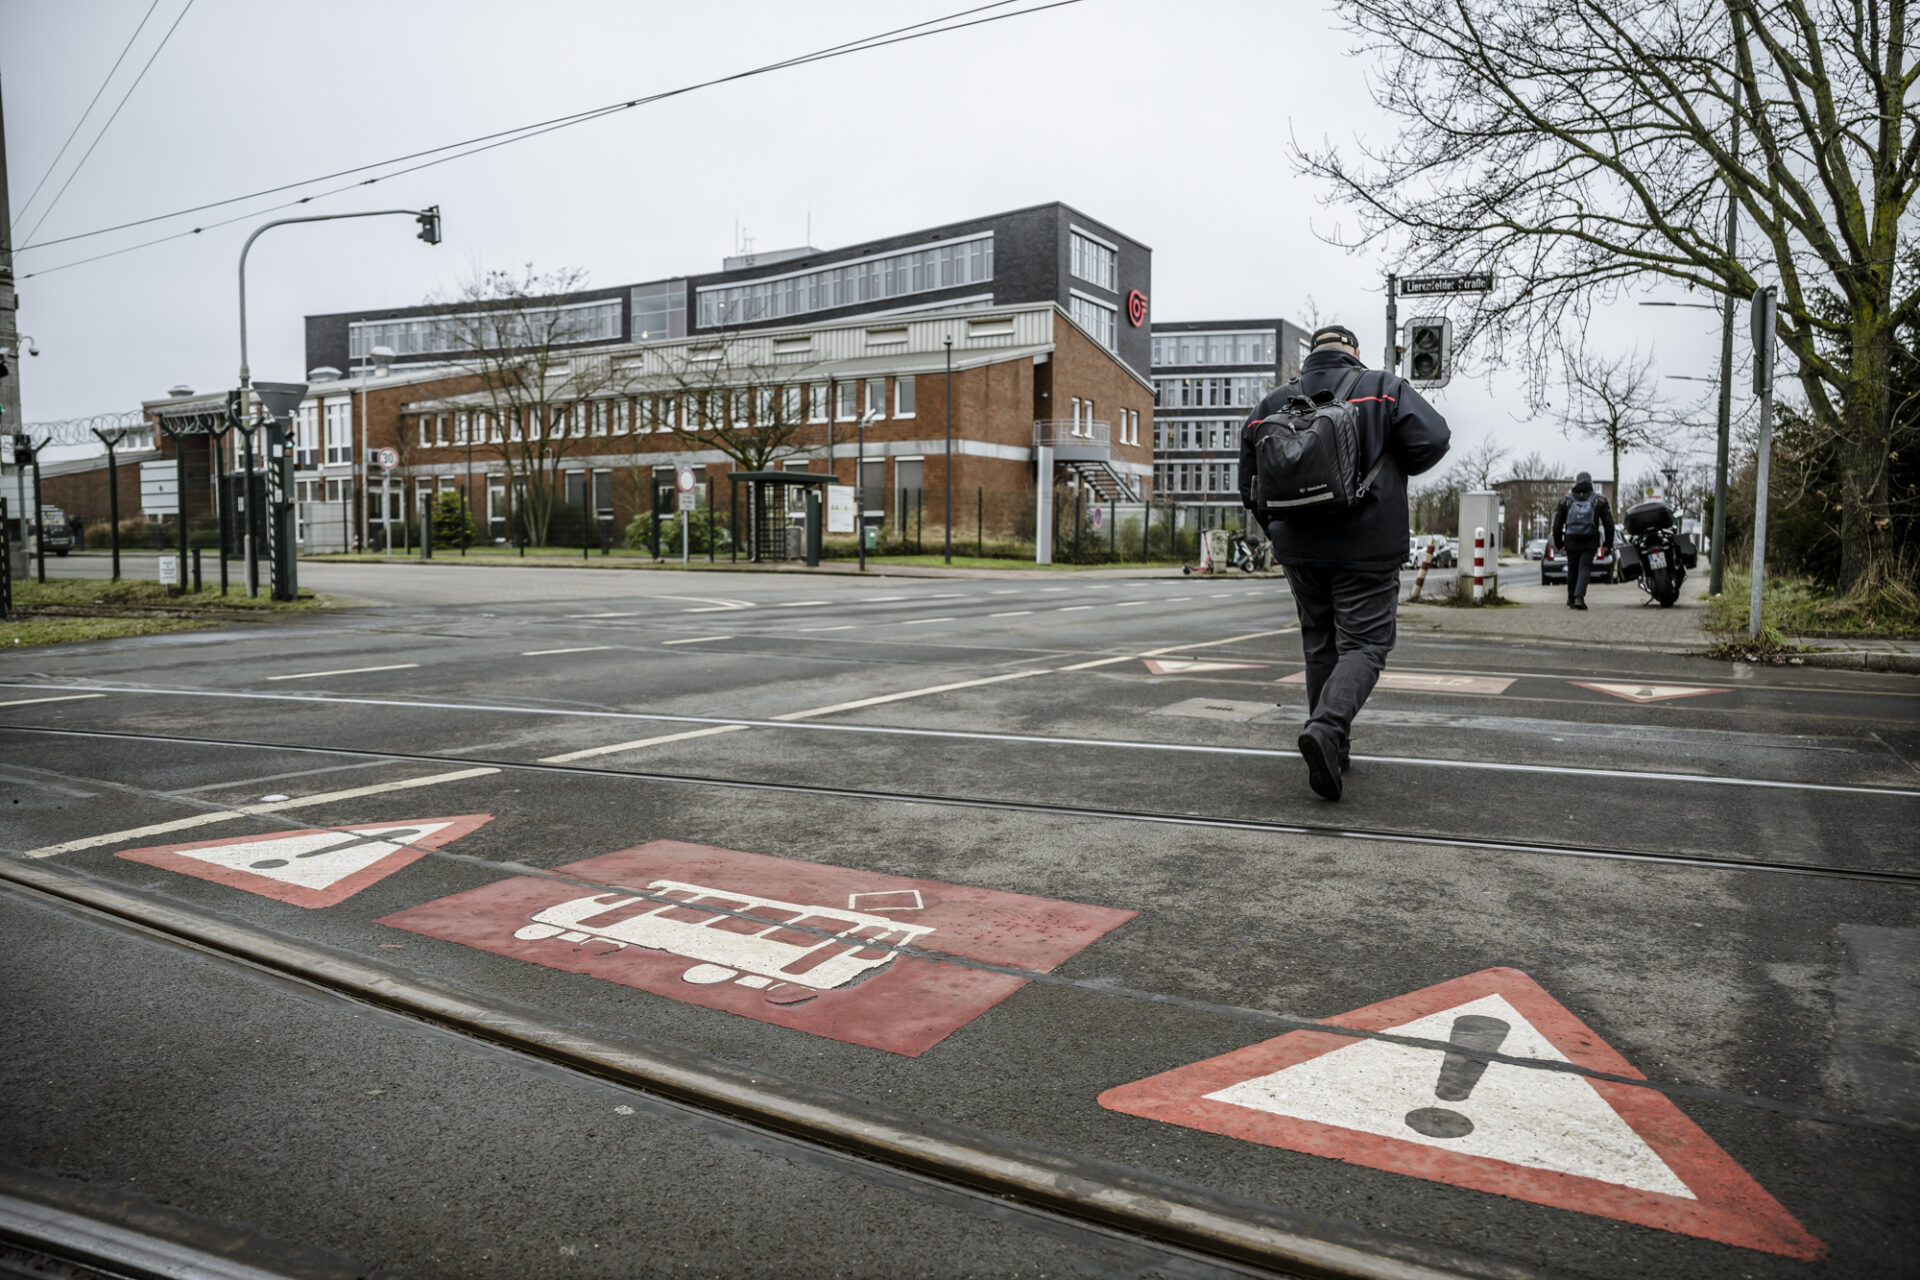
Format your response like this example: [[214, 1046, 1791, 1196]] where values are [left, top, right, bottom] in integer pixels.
[[1099, 968, 1822, 1259], [1143, 659, 1269, 675], [378, 840, 1135, 1057], [1572, 682, 1731, 703], [115, 815, 493, 909]]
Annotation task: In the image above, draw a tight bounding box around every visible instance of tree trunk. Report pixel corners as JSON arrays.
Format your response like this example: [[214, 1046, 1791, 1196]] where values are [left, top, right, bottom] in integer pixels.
[[1837, 317, 1895, 589]]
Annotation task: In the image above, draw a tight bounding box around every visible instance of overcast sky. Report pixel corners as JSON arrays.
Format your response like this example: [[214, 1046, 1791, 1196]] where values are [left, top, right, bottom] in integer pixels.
[[3, 0, 1729, 482]]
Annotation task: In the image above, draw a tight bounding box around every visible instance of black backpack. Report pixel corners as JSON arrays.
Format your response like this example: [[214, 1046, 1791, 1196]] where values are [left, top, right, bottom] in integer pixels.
[[1564, 492, 1598, 538], [1246, 369, 1383, 515]]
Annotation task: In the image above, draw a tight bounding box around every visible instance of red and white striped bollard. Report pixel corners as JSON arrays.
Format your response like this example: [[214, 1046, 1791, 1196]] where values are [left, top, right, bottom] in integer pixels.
[[1472, 526, 1486, 602]]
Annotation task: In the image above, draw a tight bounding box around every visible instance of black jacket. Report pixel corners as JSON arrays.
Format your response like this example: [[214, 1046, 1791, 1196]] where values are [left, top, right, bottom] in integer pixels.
[[1551, 482, 1614, 552], [1237, 350, 1451, 569]]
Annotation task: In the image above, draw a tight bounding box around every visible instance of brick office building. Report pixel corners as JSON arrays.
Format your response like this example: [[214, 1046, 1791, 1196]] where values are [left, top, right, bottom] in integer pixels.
[[301, 202, 1157, 548], [393, 301, 1152, 546]]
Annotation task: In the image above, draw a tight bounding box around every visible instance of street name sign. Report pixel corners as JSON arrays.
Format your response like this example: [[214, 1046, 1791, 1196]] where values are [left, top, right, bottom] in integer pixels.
[[1400, 273, 1494, 296]]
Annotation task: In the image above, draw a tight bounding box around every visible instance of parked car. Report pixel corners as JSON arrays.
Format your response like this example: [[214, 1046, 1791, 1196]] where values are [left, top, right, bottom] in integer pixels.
[[1407, 535, 1455, 568], [36, 506, 75, 557], [1524, 538, 1548, 560], [1540, 543, 1615, 585]]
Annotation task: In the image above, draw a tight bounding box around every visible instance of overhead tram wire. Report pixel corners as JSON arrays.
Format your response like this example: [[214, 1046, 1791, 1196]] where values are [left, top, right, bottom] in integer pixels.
[[15, 0, 1080, 280], [8, 0, 164, 237], [16, 0, 198, 249]]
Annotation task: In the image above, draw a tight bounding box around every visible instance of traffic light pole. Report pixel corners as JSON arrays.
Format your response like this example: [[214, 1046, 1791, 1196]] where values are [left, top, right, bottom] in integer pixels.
[[1384, 272, 1398, 371]]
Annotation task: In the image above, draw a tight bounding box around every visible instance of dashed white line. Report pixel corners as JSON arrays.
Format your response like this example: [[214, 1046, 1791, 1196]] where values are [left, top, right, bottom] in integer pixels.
[[522, 646, 614, 656], [265, 664, 418, 682], [1114, 601, 1150, 607], [771, 601, 831, 608], [1059, 605, 1095, 612], [990, 611, 1033, 618], [0, 694, 105, 709], [661, 635, 731, 645], [799, 625, 855, 632], [769, 669, 1047, 721], [568, 612, 638, 619], [901, 617, 955, 625], [539, 724, 748, 764], [1041, 587, 1071, 593]]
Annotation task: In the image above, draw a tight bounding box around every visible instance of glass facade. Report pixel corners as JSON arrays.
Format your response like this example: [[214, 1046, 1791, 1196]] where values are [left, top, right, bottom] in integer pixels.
[[631, 281, 688, 341], [1152, 374, 1273, 409], [1069, 230, 1117, 291], [696, 234, 993, 327], [1151, 330, 1277, 367], [350, 300, 622, 359], [1069, 293, 1118, 351]]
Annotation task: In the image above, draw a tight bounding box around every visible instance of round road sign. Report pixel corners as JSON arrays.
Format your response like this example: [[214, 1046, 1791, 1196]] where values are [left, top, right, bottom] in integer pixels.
[[676, 467, 696, 493], [376, 447, 399, 471]]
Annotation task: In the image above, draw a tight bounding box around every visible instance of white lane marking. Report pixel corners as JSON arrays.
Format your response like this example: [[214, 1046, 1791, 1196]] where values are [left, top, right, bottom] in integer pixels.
[[1041, 587, 1071, 593], [539, 724, 748, 763], [768, 669, 1047, 721], [0, 694, 106, 709], [568, 612, 638, 619], [22, 684, 1914, 798], [901, 617, 955, 625], [21, 767, 500, 858], [684, 606, 744, 613], [1164, 596, 1191, 602], [799, 625, 855, 632], [266, 664, 418, 682], [990, 611, 1033, 618], [989, 590, 1020, 595], [771, 600, 831, 608], [1053, 629, 1299, 673], [857, 596, 908, 602], [522, 646, 615, 656], [1114, 601, 1150, 607], [1059, 605, 1095, 612], [661, 635, 731, 645], [923, 593, 966, 599]]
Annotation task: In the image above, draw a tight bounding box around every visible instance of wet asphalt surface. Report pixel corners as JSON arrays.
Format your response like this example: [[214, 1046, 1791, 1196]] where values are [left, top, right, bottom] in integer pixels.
[[2, 562, 1916, 1279]]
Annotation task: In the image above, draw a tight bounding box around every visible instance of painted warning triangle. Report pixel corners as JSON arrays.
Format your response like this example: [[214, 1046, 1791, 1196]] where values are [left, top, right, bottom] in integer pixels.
[[1143, 658, 1269, 675], [116, 814, 492, 909], [1098, 968, 1822, 1259], [1572, 681, 1729, 703]]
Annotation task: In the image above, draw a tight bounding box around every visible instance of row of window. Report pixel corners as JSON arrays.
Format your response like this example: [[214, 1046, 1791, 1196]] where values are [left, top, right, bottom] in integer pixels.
[[1069, 293, 1118, 352], [1062, 396, 1142, 447], [348, 299, 623, 360], [696, 235, 994, 328], [1150, 330, 1277, 368], [1155, 419, 1240, 452], [1069, 229, 1117, 291], [1154, 461, 1239, 494], [412, 378, 917, 448], [1153, 374, 1274, 409]]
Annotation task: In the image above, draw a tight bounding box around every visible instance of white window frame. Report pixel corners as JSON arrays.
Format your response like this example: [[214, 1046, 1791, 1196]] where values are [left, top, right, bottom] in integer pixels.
[[895, 376, 915, 418]]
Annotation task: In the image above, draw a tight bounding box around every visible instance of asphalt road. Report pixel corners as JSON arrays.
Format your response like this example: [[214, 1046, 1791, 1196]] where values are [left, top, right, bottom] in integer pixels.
[[3, 560, 1915, 1279]]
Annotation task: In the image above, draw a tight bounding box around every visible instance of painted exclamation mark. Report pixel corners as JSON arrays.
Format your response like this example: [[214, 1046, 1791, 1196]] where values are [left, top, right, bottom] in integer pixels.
[[1404, 1014, 1510, 1139]]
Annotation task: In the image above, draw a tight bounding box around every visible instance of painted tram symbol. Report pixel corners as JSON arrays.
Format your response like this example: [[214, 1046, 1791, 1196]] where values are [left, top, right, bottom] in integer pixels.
[[512, 879, 935, 991]]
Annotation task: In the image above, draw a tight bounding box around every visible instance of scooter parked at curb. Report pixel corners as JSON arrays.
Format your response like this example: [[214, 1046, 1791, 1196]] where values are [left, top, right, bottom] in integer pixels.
[[1615, 498, 1696, 608]]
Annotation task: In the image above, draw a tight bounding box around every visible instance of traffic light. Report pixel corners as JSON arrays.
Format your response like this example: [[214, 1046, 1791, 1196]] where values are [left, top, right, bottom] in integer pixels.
[[416, 205, 442, 245], [1405, 317, 1451, 389]]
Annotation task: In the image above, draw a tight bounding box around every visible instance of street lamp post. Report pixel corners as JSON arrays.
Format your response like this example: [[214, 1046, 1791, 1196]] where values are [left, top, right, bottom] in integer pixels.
[[357, 345, 394, 554], [943, 334, 953, 564]]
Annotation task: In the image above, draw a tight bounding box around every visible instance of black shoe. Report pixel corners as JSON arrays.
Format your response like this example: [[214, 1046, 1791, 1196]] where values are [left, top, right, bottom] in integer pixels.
[[1573, 599, 1588, 610], [1298, 725, 1344, 801]]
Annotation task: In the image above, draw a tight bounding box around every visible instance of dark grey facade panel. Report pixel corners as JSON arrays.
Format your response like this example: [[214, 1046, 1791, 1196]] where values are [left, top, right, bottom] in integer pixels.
[[303, 282, 641, 375]]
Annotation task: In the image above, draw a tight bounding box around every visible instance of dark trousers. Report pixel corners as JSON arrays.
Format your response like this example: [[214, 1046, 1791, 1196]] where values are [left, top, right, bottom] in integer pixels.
[[1566, 543, 1597, 603], [1281, 563, 1400, 749]]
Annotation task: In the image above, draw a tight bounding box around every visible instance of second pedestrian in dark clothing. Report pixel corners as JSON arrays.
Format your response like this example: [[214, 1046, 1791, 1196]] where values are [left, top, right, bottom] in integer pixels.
[[1238, 324, 1451, 800], [1551, 472, 1615, 609]]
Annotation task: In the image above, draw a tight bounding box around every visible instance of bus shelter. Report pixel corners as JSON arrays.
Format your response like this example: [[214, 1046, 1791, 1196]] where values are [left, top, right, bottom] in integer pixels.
[[727, 471, 830, 565]]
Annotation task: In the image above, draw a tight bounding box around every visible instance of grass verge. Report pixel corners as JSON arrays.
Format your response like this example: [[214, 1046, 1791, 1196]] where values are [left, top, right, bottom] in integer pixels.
[[3, 579, 332, 648], [1703, 569, 1920, 642]]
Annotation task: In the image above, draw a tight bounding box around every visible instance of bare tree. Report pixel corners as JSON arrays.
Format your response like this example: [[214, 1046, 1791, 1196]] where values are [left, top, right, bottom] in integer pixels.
[[1557, 348, 1674, 498], [1294, 0, 1919, 590], [651, 336, 822, 475], [431, 265, 620, 545], [1449, 437, 1513, 490]]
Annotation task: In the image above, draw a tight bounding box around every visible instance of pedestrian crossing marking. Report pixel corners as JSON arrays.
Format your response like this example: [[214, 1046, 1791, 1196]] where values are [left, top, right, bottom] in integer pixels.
[[1278, 671, 1515, 695]]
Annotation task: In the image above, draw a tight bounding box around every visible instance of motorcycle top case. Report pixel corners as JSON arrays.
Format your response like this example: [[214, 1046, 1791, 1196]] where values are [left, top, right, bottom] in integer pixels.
[[1623, 499, 1675, 537]]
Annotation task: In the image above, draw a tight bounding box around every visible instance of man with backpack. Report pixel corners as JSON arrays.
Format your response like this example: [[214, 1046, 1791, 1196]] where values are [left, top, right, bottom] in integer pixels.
[[1550, 472, 1614, 610], [1238, 323, 1451, 801]]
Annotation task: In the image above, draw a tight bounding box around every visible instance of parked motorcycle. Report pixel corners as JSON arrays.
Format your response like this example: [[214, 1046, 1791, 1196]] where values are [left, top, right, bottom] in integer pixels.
[[1615, 498, 1696, 607]]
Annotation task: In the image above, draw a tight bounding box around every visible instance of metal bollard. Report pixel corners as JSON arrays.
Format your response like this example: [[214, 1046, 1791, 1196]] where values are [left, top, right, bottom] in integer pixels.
[[1472, 527, 1487, 603], [192, 548, 202, 593]]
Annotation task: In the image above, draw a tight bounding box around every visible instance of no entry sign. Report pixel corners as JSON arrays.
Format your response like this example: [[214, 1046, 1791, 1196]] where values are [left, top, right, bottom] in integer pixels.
[[378, 840, 1136, 1056]]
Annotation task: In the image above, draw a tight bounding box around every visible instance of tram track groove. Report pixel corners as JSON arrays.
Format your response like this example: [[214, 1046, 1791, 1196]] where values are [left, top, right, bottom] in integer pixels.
[[6, 723, 1915, 888]]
